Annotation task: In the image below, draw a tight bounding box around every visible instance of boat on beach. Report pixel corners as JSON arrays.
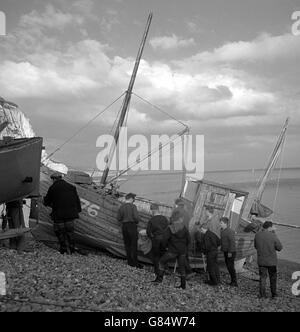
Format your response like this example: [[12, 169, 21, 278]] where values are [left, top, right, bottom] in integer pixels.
[[0, 136, 43, 204], [1, 15, 288, 268], [29, 14, 261, 268], [0, 98, 43, 205]]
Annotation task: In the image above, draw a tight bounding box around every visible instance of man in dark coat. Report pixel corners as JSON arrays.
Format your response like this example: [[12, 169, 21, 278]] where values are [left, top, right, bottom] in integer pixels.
[[254, 221, 283, 298], [147, 203, 169, 275], [196, 223, 221, 286], [220, 217, 237, 287], [171, 198, 195, 279], [152, 211, 191, 289], [44, 172, 81, 255], [117, 193, 143, 269]]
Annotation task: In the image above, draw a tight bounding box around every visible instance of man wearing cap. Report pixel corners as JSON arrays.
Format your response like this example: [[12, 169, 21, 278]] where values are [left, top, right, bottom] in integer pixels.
[[153, 210, 191, 289], [196, 223, 221, 286], [254, 221, 283, 298], [117, 193, 142, 268], [147, 203, 169, 275], [44, 173, 82, 255], [220, 217, 238, 287], [171, 198, 195, 279]]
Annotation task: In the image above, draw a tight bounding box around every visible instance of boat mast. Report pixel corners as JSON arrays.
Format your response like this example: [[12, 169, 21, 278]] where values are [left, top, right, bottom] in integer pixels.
[[243, 118, 289, 219], [100, 13, 153, 187], [255, 117, 289, 202]]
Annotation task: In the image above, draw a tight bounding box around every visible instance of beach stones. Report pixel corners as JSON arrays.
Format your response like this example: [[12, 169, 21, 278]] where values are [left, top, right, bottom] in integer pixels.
[[0, 239, 299, 312]]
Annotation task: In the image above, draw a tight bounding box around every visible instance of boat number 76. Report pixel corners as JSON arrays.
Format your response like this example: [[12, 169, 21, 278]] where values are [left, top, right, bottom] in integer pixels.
[[80, 198, 100, 218]]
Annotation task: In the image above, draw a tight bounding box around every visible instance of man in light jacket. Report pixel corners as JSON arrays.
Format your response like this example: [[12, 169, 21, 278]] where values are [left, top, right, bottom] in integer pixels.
[[254, 221, 283, 298]]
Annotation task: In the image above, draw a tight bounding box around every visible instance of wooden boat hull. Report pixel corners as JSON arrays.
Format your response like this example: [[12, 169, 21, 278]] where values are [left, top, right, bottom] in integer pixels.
[[0, 137, 43, 204], [31, 167, 255, 267]]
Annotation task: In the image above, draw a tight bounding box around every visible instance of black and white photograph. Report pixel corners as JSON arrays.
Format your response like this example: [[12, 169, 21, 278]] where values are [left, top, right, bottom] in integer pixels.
[[0, 0, 299, 316]]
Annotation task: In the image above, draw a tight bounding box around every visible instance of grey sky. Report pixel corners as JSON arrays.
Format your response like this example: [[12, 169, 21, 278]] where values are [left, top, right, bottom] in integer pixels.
[[0, 0, 299, 171]]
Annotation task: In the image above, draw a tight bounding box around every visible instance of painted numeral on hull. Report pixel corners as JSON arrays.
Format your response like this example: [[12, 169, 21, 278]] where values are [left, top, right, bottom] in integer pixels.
[[80, 198, 100, 218]]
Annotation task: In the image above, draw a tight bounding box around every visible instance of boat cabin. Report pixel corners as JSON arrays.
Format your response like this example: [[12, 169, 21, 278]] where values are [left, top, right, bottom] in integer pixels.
[[180, 178, 249, 236]]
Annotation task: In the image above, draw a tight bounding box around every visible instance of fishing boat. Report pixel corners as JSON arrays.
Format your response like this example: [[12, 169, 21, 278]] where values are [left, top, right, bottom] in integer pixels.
[[0, 137, 43, 204], [26, 13, 259, 269], [0, 98, 43, 205], [5, 13, 284, 268]]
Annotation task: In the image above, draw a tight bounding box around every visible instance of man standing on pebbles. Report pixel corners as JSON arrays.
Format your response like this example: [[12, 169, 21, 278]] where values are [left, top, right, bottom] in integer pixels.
[[117, 193, 143, 269], [220, 217, 238, 287], [44, 172, 82, 255], [196, 223, 221, 286], [255, 221, 283, 299]]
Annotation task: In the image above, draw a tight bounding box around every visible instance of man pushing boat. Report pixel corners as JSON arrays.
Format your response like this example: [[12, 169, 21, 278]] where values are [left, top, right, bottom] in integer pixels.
[[44, 172, 82, 255]]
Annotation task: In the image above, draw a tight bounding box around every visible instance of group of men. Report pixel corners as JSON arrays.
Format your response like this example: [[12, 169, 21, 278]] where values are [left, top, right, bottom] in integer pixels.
[[117, 193, 283, 297], [116, 194, 238, 290], [44, 174, 283, 298]]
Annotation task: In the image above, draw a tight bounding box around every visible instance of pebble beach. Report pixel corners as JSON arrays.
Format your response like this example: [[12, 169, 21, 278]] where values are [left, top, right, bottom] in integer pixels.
[[0, 239, 299, 312]]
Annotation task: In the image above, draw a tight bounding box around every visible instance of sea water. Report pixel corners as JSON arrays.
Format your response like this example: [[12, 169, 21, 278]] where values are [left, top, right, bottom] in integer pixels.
[[121, 168, 300, 264]]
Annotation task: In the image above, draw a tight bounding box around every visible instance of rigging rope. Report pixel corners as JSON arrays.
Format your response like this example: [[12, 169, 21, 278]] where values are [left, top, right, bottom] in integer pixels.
[[117, 134, 187, 188], [132, 92, 188, 129], [107, 127, 189, 185], [272, 133, 287, 214], [45, 92, 126, 161]]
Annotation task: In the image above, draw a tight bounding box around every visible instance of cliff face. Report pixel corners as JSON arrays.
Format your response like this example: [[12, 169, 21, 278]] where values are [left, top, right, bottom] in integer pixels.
[[0, 96, 68, 174], [0, 97, 35, 139]]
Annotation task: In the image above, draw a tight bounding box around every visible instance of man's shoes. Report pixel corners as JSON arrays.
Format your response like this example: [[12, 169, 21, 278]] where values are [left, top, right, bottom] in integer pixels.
[[136, 263, 144, 269], [204, 280, 219, 287], [152, 276, 163, 283], [258, 293, 267, 299], [186, 272, 196, 280], [272, 293, 278, 299], [229, 281, 238, 287], [175, 277, 186, 290]]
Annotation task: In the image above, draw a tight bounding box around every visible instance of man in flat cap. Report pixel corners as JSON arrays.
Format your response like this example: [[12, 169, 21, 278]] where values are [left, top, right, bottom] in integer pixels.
[[171, 198, 195, 279], [196, 223, 221, 286], [153, 210, 191, 289], [44, 172, 82, 254], [147, 203, 169, 275], [117, 193, 143, 268], [255, 221, 283, 298]]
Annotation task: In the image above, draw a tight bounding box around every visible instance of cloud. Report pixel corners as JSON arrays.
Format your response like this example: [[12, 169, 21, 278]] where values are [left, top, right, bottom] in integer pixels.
[[0, 60, 101, 98], [183, 33, 300, 66], [20, 4, 84, 30], [150, 34, 195, 50], [0, 3, 299, 171]]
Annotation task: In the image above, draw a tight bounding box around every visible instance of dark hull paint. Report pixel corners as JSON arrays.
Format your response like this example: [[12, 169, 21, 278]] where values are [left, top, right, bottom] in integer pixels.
[[0, 137, 43, 204]]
